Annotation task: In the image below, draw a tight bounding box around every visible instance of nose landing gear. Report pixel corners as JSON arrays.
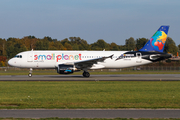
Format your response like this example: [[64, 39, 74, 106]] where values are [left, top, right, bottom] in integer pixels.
[[28, 68, 33, 77]]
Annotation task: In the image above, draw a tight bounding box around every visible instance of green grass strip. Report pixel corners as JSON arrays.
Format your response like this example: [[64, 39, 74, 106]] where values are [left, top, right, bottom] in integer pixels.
[[0, 81, 180, 109]]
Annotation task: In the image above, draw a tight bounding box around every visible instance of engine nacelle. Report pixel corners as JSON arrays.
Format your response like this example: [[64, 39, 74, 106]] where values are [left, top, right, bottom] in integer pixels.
[[57, 64, 74, 74]]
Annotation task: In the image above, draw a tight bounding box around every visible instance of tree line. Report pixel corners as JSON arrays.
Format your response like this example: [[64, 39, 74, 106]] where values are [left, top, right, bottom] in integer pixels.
[[0, 35, 180, 66]]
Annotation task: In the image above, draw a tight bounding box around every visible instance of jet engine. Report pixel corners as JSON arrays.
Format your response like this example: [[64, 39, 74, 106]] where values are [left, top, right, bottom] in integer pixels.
[[57, 64, 80, 74]]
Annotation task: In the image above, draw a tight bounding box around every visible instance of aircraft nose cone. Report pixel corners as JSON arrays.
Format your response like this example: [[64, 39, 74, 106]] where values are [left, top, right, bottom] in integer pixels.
[[8, 59, 14, 66]]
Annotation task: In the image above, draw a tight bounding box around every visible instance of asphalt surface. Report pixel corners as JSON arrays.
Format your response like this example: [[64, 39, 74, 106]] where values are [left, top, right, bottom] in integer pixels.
[[0, 109, 180, 118], [0, 74, 180, 81]]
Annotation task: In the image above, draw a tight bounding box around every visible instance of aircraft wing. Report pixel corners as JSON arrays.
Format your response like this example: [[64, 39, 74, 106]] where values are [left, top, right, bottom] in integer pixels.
[[74, 54, 113, 69]]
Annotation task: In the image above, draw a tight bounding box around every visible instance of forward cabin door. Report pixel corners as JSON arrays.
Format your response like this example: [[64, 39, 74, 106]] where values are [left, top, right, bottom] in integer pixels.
[[136, 52, 142, 63], [27, 52, 33, 62]]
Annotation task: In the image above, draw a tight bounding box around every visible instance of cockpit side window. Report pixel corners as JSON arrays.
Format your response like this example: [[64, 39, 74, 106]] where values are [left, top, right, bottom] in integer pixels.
[[14, 55, 22, 58], [14, 55, 18, 58]]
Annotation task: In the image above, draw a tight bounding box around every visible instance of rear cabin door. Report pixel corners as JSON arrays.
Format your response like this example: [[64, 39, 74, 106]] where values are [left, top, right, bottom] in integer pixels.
[[136, 52, 142, 63]]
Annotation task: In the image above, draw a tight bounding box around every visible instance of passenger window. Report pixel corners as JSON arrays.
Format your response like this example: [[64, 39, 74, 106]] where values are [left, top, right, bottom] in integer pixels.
[[20, 55, 22, 58]]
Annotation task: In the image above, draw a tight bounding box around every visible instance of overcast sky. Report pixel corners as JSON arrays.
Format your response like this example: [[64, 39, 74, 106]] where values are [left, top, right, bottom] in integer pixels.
[[0, 0, 179, 45]]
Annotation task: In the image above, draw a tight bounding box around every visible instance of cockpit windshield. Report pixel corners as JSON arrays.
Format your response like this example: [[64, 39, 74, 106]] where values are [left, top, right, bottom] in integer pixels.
[[14, 55, 22, 58]]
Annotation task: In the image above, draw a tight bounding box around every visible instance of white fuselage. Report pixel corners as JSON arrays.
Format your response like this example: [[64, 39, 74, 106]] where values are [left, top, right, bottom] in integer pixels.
[[8, 50, 152, 69]]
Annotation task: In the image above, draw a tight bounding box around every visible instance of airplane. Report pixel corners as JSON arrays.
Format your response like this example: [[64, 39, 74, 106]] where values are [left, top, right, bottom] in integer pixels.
[[8, 25, 171, 77]]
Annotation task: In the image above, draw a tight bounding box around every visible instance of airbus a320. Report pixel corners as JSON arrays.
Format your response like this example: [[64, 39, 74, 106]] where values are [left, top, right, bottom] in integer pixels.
[[8, 26, 171, 77]]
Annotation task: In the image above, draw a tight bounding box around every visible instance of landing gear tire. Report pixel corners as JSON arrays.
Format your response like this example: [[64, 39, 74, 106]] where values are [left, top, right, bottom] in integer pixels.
[[28, 73, 32, 77], [28, 68, 33, 77], [83, 71, 90, 77]]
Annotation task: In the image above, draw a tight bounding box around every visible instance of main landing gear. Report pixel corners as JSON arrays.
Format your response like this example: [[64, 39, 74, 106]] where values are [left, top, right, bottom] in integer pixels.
[[28, 68, 33, 77], [82, 71, 90, 77]]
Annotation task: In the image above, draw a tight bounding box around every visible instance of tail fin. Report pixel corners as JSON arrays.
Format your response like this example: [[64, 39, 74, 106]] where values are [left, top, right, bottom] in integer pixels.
[[139, 25, 169, 52]]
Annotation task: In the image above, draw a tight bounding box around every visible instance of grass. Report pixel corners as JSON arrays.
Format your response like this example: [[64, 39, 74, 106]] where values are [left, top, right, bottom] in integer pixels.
[[0, 69, 180, 75], [0, 81, 180, 109]]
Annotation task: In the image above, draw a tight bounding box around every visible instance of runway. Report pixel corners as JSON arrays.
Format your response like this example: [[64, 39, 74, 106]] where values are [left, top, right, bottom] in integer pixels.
[[0, 109, 180, 118], [0, 74, 180, 81]]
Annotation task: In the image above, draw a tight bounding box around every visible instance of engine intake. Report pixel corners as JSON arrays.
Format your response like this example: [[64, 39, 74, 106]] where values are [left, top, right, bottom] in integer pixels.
[[57, 64, 74, 74]]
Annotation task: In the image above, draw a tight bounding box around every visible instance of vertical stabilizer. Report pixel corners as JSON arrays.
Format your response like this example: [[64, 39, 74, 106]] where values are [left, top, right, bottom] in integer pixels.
[[139, 25, 169, 52]]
